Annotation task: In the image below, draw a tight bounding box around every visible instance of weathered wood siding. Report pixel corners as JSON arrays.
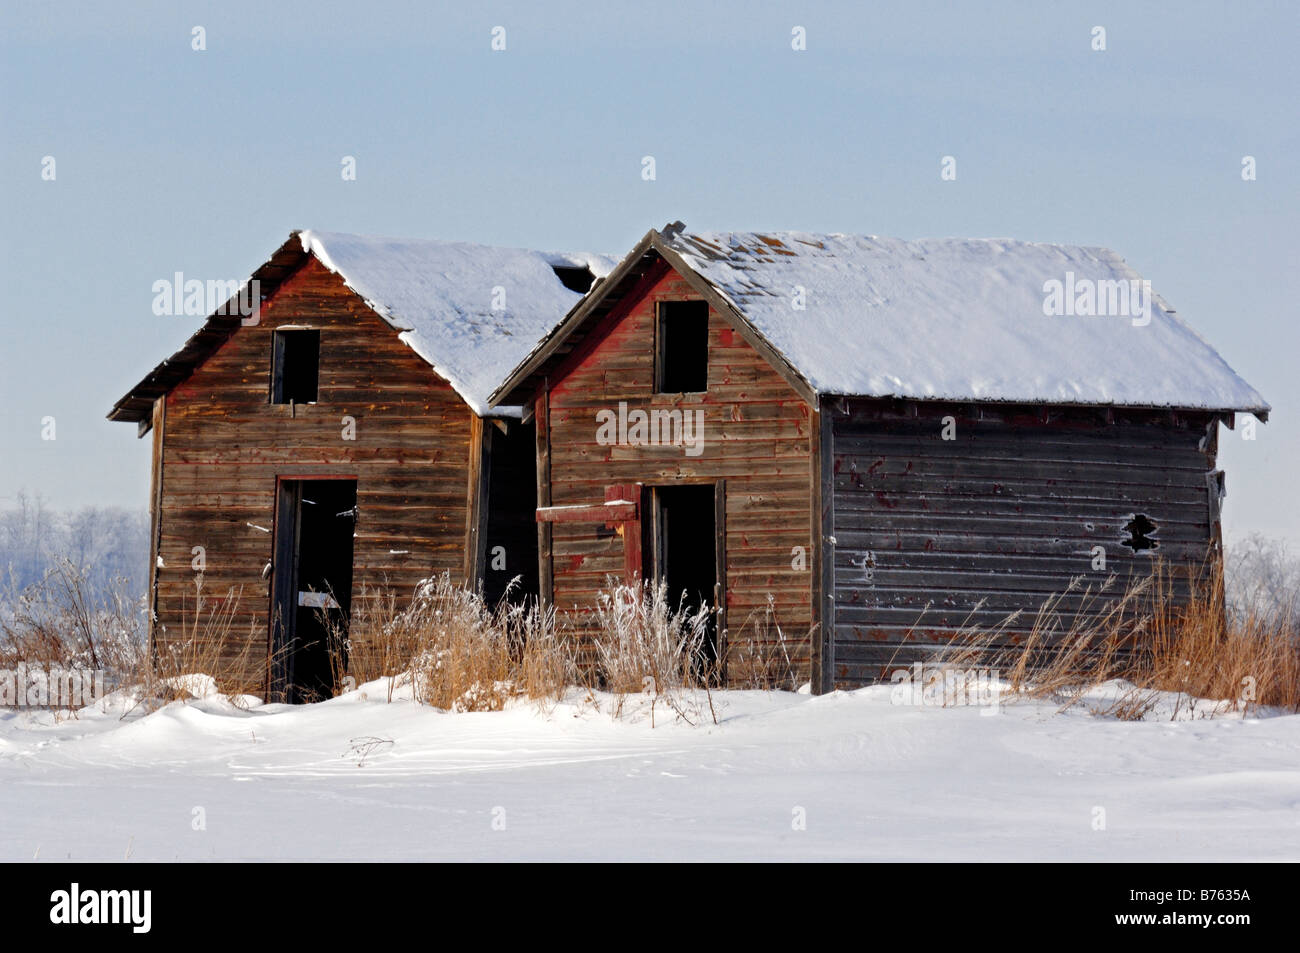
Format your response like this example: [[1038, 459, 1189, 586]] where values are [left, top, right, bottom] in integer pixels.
[[825, 399, 1219, 686], [545, 267, 817, 680], [155, 257, 475, 688]]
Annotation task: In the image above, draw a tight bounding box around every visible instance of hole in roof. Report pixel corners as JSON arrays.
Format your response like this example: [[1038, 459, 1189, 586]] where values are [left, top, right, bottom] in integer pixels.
[[1121, 514, 1158, 553], [551, 265, 596, 294]]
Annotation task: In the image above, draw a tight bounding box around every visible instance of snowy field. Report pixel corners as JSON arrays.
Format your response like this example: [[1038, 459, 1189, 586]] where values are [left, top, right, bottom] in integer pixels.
[[2, 681, 1297, 862]]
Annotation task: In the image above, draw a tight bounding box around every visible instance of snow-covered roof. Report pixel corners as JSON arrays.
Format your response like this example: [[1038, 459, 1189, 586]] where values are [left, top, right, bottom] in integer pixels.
[[298, 230, 617, 415], [661, 229, 1267, 414]]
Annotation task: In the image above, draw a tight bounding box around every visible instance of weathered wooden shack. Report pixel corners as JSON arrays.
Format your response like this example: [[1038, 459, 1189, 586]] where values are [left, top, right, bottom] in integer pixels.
[[492, 224, 1269, 691], [109, 230, 612, 701]]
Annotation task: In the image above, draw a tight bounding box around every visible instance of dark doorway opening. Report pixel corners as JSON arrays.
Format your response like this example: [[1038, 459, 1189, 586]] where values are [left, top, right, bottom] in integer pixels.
[[648, 483, 722, 672], [483, 420, 540, 607], [271, 478, 357, 703]]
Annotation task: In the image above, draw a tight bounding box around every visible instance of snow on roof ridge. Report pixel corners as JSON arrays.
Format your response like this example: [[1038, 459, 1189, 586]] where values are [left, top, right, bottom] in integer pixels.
[[294, 229, 617, 415], [662, 228, 1268, 414]]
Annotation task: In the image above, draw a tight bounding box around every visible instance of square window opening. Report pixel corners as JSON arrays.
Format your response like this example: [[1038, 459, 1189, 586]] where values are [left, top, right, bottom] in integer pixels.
[[655, 301, 709, 394], [271, 330, 320, 404]]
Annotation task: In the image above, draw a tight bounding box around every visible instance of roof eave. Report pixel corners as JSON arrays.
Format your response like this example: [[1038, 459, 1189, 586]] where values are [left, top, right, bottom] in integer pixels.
[[105, 232, 311, 427], [817, 390, 1270, 421]]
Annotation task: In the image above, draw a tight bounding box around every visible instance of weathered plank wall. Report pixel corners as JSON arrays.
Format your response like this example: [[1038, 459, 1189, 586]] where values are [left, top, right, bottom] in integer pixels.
[[545, 267, 817, 680], [155, 257, 475, 689], [826, 399, 1219, 685]]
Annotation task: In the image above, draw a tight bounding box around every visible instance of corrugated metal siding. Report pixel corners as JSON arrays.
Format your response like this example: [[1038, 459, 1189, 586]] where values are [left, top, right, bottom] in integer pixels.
[[826, 400, 1219, 686]]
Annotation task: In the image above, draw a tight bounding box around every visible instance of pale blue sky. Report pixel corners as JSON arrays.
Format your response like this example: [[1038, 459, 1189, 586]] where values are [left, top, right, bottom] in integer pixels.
[[2, 1, 1296, 545]]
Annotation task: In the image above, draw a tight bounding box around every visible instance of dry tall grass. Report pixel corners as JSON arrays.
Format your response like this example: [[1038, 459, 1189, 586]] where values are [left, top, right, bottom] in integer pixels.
[[332, 576, 727, 723], [330, 574, 575, 711], [933, 561, 1300, 718], [588, 579, 716, 724], [151, 576, 267, 704], [328, 583, 419, 702], [8, 548, 1293, 723], [726, 593, 801, 691], [0, 562, 266, 710], [0, 558, 144, 682]]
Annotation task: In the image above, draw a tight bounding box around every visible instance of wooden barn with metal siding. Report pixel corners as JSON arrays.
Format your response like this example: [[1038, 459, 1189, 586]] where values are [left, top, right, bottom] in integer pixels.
[[109, 230, 612, 701], [493, 224, 1269, 692]]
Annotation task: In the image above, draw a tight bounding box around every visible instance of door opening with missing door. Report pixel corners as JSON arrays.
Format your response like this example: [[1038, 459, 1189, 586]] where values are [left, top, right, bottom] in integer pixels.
[[270, 478, 357, 703], [647, 483, 723, 675]]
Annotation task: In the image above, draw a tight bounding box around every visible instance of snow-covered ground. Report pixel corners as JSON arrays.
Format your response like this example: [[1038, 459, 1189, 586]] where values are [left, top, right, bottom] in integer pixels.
[[2, 681, 1297, 862]]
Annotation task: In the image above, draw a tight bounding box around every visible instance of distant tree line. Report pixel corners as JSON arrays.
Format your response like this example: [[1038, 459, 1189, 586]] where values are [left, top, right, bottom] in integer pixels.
[[1226, 532, 1300, 624], [0, 492, 149, 608]]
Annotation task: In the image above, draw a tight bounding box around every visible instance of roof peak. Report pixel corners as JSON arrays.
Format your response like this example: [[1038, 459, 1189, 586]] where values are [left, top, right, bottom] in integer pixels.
[[109, 230, 618, 425]]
